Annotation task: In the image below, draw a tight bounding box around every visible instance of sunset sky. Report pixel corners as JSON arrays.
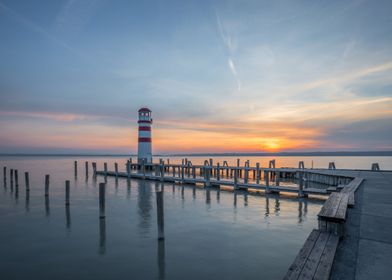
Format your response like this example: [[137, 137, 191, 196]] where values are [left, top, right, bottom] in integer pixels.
[[0, 0, 391, 154]]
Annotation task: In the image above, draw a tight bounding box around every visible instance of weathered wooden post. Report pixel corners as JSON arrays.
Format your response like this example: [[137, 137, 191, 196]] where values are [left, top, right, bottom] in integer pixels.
[[10, 169, 13, 186], [85, 161, 89, 177], [160, 162, 164, 182], [298, 161, 305, 169], [181, 161, 185, 183], [276, 171, 280, 186], [65, 180, 70, 206], [3, 167, 6, 185], [256, 163, 260, 184], [99, 183, 106, 219], [234, 168, 238, 190], [114, 162, 118, 178], [298, 172, 306, 198], [25, 172, 30, 192], [156, 191, 165, 240], [264, 170, 270, 193], [328, 162, 336, 169], [371, 163, 380, 171], [216, 163, 220, 181], [192, 166, 196, 179], [244, 165, 249, 184], [127, 160, 131, 180], [14, 170, 19, 188], [45, 174, 50, 196], [104, 162, 108, 177], [205, 166, 211, 187], [74, 161, 77, 177], [92, 162, 97, 175]]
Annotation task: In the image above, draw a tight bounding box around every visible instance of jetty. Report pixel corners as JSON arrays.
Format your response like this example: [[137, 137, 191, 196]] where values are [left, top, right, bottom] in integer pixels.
[[93, 158, 392, 280]]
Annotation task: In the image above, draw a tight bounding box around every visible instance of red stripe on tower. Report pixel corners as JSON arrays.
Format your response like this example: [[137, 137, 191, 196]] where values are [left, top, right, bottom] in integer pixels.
[[139, 126, 151, 131], [138, 137, 152, 142]]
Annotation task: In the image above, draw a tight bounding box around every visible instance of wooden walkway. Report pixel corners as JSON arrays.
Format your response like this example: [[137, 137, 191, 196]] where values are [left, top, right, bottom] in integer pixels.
[[92, 159, 392, 280]]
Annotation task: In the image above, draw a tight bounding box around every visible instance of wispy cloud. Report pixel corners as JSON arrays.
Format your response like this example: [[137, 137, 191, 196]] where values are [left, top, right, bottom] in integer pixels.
[[0, 1, 84, 57], [216, 12, 241, 91]]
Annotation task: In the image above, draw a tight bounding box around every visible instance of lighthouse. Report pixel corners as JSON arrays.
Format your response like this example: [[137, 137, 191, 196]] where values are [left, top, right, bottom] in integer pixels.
[[137, 107, 153, 164]]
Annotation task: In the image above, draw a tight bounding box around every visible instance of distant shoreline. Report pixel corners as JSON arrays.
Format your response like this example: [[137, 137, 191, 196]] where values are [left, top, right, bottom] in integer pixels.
[[1, 151, 392, 157]]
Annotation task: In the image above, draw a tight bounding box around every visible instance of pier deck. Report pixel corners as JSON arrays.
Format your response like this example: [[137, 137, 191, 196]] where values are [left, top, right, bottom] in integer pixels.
[[94, 161, 392, 279]]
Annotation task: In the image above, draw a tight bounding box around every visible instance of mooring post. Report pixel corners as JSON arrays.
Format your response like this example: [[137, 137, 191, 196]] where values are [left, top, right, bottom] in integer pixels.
[[25, 172, 30, 192], [256, 163, 260, 184], [298, 172, 305, 198], [114, 162, 118, 178], [160, 163, 164, 182], [156, 191, 165, 240], [14, 170, 19, 188], [234, 168, 238, 189], [10, 169, 13, 186], [65, 180, 70, 206], [276, 171, 280, 186], [244, 165, 248, 184], [217, 163, 220, 181], [85, 161, 89, 177], [127, 160, 131, 179], [264, 170, 270, 193], [92, 162, 97, 175], [104, 162, 108, 177], [181, 163, 185, 183], [99, 183, 105, 219], [3, 167, 6, 185], [74, 161, 77, 177], [45, 175, 49, 196]]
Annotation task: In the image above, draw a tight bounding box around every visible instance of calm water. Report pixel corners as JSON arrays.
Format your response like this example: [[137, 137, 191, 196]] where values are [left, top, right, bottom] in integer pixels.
[[0, 155, 389, 280]]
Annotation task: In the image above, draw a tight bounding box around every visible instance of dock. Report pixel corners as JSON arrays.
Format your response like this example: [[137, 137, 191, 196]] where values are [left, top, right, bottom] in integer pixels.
[[94, 159, 355, 198], [94, 158, 392, 280]]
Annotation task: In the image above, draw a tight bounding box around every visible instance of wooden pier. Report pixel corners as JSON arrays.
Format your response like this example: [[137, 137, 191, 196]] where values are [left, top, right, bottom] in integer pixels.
[[95, 159, 356, 198]]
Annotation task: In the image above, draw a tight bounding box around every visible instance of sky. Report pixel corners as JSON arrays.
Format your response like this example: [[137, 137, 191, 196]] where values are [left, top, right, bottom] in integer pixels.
[[0, 0, 391, 154]]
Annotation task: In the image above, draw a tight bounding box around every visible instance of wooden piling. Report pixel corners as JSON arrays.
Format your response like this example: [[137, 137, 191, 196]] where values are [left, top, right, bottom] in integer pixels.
[[127, 160, 131, 179], [10, 169, 13, 185], [114, 162, 118, 177], [92, 162, 97, 175], [256, 163, 260, 184], [156, 191, 165, 240], [85, 161, 89, 177], [264, 170, 270, 193], [74, 161, 77, 177], [234, 168, 238, 189], [65, 180, 70, 206], [14, 170, 19, 188], [3, 167, 6, 185], [25, 172, 30, 191], [104, 162, 108, 177], [217, 163, 220, 181], [99, 183, 105, 219], [45, 175, 50, 196]]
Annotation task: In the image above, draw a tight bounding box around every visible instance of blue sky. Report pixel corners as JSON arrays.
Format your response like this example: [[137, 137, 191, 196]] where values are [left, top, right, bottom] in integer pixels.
[[0, 0, 391, 154]]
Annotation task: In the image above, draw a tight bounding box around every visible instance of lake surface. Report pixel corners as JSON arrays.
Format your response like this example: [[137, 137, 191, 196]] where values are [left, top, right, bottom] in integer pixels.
[[0, 155, 390, 279]]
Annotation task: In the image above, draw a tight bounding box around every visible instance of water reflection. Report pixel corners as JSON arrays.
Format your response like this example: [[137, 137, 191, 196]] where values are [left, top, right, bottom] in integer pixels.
[[192, 186, 196, 200], [205, 189, 211, 206], [45, 196, 50, 217], [233, 191, 237, 208], [157, 241, 166, 279], [216, 188, 220, 203], [265, 196, 270, 217], [244, 193, 248, 207], [99, 218, 106, 255], [25, 191, 29, 212], [137, 180, 152, 235], [274, 197, 280, 216], [66, 205, 71, 232], [298, 201, 303, 223]]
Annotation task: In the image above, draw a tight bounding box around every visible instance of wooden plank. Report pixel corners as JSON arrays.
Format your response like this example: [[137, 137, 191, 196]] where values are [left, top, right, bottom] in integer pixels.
[[314, 234, 339, 280], [284, 230, 321, 280], [318, 193, 341, 218], [298, 231, 329, 279], [348, 193, 355, 207], [335, 193, 349, 220]]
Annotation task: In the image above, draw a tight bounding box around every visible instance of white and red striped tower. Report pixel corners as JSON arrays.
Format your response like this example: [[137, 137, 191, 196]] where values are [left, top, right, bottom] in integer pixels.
[[137, 107, 153, 164]]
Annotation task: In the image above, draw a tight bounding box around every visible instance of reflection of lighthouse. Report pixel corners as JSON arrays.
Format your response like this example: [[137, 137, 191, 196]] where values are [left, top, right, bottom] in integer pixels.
[[137, 107, 153, 164]]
